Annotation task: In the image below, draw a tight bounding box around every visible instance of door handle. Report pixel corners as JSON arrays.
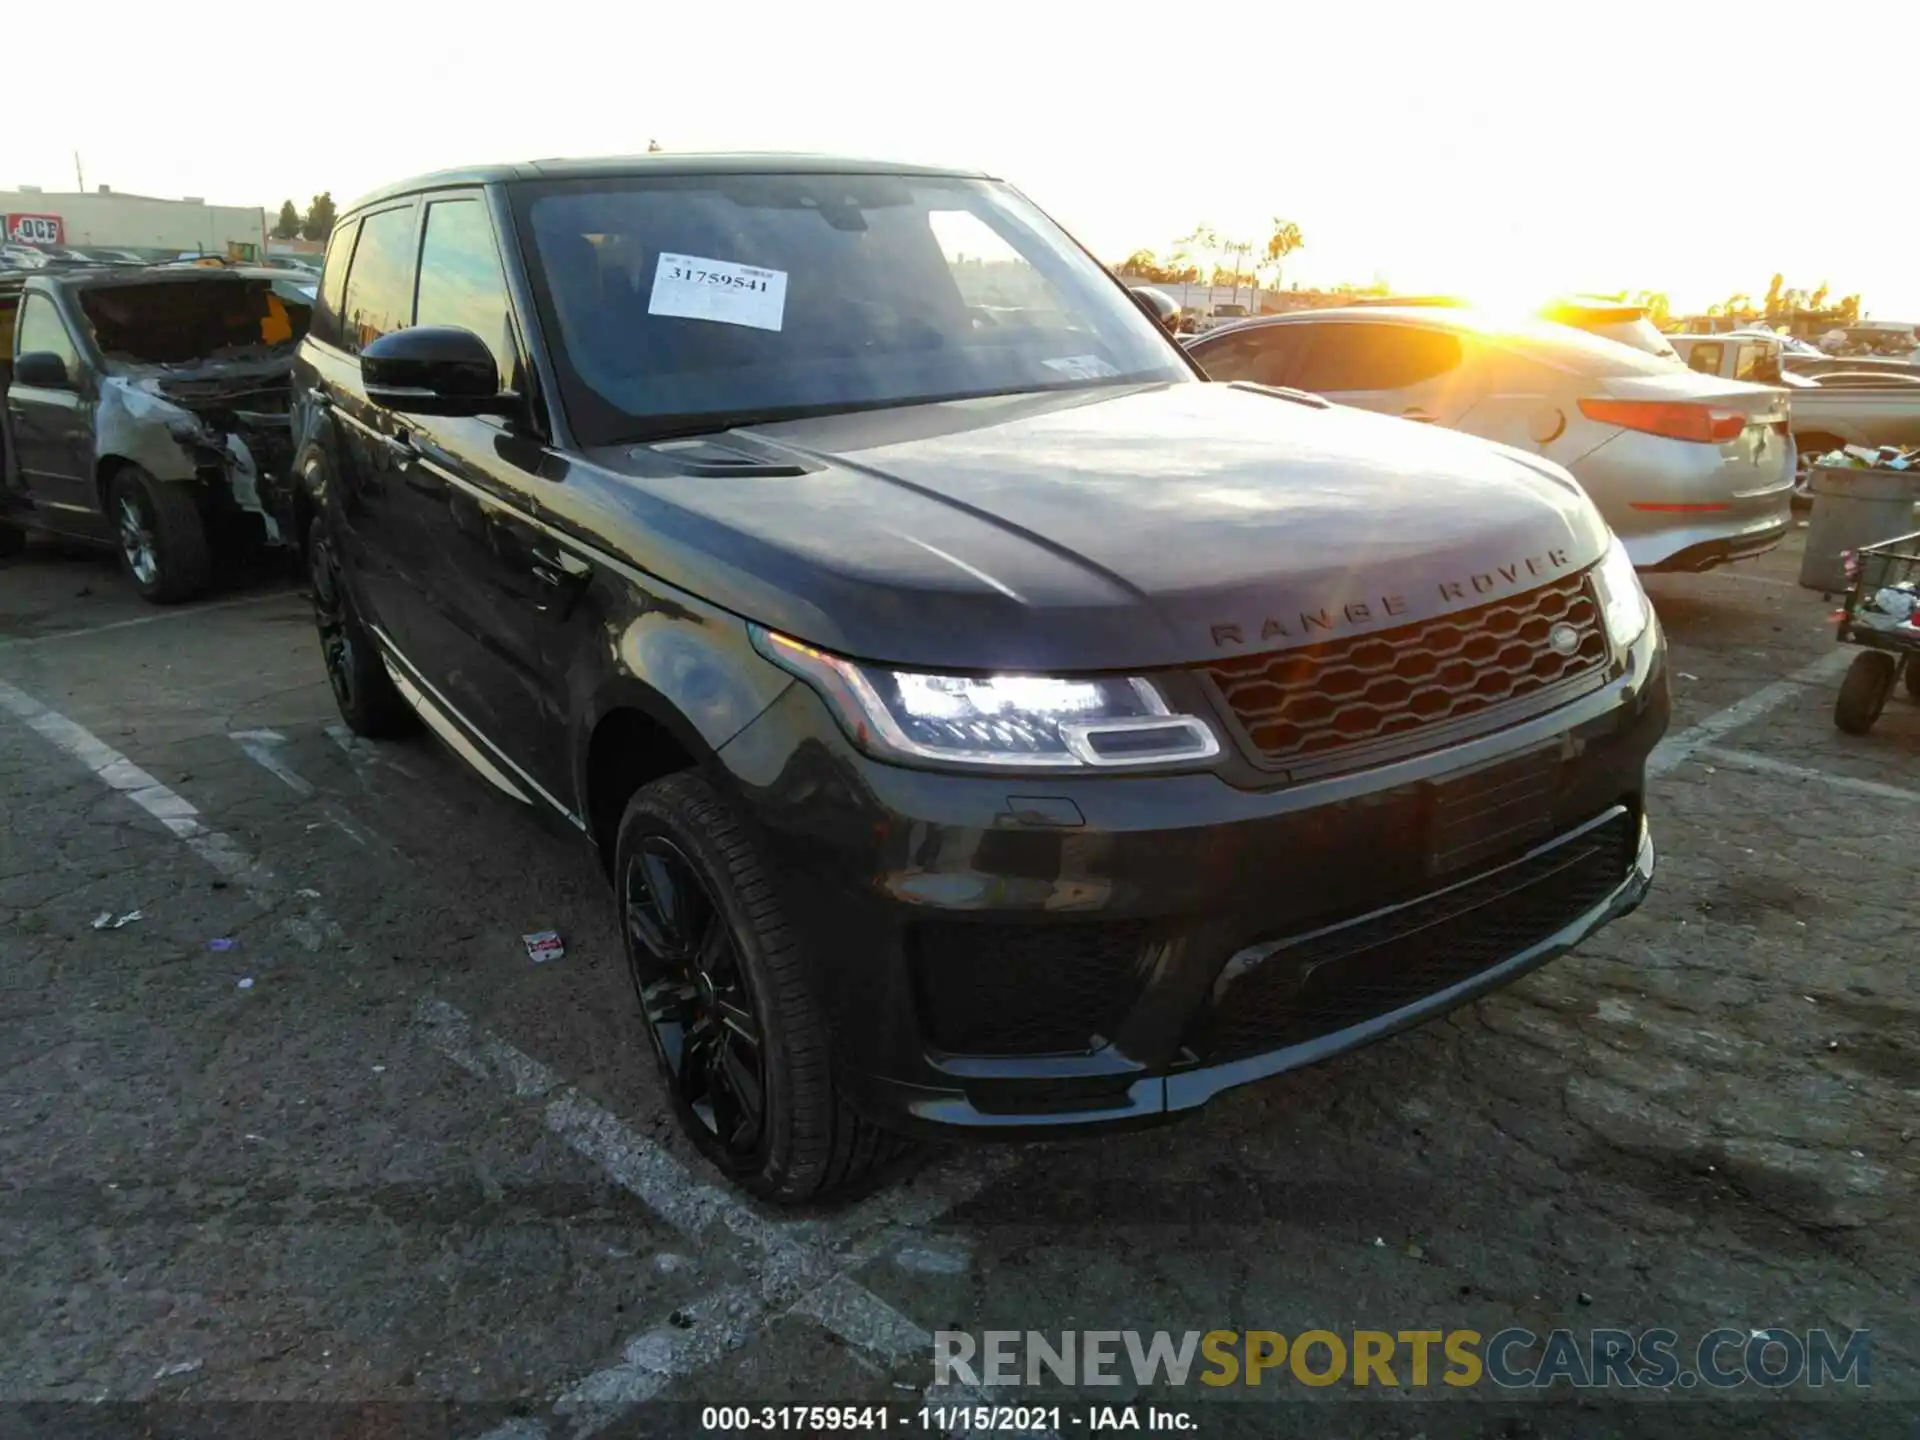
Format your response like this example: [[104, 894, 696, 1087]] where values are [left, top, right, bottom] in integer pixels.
[[529, 546, 593, 620], [1401, 408, 1436, 424], [530, 548, 592, 588]]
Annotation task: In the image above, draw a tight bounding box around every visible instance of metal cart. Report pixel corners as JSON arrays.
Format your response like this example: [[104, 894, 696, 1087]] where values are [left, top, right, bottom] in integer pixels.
[[1833, 528, 1920, 734]]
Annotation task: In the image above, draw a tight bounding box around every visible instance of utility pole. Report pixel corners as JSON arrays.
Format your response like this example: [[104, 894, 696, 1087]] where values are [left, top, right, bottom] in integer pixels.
[[74, 151, 85, 192]]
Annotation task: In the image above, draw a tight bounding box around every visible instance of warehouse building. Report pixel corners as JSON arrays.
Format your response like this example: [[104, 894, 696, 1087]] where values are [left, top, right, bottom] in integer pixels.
[[2, 186, 266, 259]]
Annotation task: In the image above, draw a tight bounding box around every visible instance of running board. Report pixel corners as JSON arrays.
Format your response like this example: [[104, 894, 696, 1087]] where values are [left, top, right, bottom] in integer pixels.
[[379, 659, 534, 808]]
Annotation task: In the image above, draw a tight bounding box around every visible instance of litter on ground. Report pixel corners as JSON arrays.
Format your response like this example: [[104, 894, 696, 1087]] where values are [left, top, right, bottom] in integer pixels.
[[523, 930, 565, 964]]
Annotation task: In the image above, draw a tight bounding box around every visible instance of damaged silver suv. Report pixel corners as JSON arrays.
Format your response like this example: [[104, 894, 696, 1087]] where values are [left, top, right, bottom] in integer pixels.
[[0, 266, 310, 600]]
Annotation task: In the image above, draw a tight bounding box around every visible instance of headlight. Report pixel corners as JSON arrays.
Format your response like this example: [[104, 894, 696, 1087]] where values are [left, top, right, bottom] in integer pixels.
[[752, 628, 1221, 770], [1592, 541, 1651, 649]]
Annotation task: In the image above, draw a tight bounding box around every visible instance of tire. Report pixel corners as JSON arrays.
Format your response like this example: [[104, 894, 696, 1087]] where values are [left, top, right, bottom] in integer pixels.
[[0, 519, 24, 559], [108, 466, 212, 603], [616, 771, 899, 1204], [307, 517, 418, 738], [1834, 651, 1896, 735], [1905, 659, 1920, 702]]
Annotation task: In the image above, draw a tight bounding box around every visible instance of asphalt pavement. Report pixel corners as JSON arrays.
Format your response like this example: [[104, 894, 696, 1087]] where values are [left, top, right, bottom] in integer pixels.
[[1, 530, 1915, 1439]]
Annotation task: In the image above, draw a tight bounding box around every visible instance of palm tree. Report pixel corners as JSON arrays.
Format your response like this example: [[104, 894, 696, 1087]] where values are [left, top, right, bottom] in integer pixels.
[[1174, 225, 1217, 312], [1264, 219, 1305, 292], [1219, 239, 1257, 306]]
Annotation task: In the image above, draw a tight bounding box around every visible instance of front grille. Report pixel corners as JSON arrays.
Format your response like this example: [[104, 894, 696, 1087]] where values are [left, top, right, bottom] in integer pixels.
[[1194, 810, 1635, 1062], [913, 919, 1152, 1056], [1204, 572, 1608, 770]]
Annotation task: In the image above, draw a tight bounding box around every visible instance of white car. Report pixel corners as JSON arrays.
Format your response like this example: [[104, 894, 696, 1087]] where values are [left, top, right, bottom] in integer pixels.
[[1188, 307, 1794, 573]]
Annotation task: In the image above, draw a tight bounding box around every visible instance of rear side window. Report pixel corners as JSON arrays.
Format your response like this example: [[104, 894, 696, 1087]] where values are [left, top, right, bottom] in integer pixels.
[[313, 218, 359, 348], [16, 293, 79, 371], [1191, 325, 1312, 386], [340, 204, 418, 355], [1687, 342, 1724, 375], [1294, 323, 1462, 392], [414, 198, 515, 389]]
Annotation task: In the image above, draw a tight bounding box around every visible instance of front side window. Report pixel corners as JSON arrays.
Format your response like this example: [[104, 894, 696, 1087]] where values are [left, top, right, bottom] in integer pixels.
[[511, 172, 1190, 444], [314, 218, 360, 348], [16, 293, 79, 371], [340, 204, 417, 355], [414, 198, 515, 389], [1293, 323, 1463, 393], [1190, 325, 1311, 386]]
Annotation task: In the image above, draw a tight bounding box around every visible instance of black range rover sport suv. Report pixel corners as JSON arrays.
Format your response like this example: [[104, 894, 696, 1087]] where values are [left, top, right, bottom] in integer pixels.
[[293, 155, 1668, 1202]]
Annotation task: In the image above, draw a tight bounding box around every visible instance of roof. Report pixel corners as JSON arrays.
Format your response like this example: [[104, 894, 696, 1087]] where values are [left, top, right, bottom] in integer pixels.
[[342, 152, 994, 217], [1204, 305, 1503, 337], [8, 264, 267, 293]]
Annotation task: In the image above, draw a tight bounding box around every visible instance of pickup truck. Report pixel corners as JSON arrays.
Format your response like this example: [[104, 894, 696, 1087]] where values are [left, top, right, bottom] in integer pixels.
[[1671, 332, 1920, 458]]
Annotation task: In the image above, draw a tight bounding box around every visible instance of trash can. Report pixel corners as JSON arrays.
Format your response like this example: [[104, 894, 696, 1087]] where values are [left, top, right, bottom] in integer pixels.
[[1799, 465, 1920, 591]]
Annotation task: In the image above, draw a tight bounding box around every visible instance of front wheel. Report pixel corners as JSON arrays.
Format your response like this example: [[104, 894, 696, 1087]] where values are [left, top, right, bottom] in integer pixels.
[[616, 771, 898, 1204], [1834, 651, 1896, 734], [109, 466, 211, 603]]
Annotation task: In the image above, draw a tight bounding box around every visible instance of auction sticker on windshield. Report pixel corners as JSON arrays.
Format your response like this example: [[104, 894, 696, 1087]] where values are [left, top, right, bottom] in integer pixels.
[[648, 252, 788, 331], [1044, 354, 1120, 381]]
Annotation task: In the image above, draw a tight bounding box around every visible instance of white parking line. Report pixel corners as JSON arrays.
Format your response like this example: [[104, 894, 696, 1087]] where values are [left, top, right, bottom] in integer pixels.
[[418, 996, 1036, 1435], [1700, 569, 1807, 592], [230, 729, 316, 796], [0, 678, 980, 1422], [326, 720, 421, 779], [0, 589, 298, 650], [228, 728, 400, 853], [0, 685, 340, 951], [1, 680, 279, 902], [1697, 746, 1920, 805], [1647, 648, 1854, 776]]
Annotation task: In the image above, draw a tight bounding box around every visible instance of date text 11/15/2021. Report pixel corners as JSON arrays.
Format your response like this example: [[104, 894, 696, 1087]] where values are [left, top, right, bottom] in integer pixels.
[[700, 1404, 1196, 1431]]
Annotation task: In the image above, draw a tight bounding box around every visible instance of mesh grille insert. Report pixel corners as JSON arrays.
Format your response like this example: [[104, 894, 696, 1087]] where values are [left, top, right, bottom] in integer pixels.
[[1205, 573, 1608, 768]]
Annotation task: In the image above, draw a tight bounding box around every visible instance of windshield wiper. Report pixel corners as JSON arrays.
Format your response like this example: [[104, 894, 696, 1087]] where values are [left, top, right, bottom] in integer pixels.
[[613, 377, 1161, 445]]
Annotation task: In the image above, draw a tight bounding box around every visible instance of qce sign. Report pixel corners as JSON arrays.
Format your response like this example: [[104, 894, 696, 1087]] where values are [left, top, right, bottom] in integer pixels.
[[6, 214, 66, 246]]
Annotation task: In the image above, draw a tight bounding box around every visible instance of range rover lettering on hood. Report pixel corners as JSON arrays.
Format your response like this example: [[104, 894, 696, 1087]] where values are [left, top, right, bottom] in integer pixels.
[[1209, 547, 1576, 650], [577, 383, 1615, 672]]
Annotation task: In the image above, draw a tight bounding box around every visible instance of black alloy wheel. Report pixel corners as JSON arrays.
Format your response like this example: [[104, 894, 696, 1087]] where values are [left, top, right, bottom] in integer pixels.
[[310, 529, 357, 713], [307, 517, 416, 737], [626, 835, 769, 1159], [613, 772, 898, 1203]]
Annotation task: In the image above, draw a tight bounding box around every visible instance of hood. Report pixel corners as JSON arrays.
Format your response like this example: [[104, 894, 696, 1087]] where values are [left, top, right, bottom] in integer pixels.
[[563, 382, 1611, 671]]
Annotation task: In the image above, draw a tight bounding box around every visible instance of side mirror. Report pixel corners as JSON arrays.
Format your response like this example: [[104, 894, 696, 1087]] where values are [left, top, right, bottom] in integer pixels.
[[360, 326, 512, 417], [14, 351, 71, 389], [1129, 286, 1181, 334]]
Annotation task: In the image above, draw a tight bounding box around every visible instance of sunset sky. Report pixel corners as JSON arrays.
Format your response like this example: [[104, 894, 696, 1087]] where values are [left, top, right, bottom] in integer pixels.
[[12, 0, 1915, 318]]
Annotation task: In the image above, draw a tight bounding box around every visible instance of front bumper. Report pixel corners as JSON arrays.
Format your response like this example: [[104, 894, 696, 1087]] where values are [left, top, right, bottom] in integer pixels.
[[718, 623, 1668, 1136]]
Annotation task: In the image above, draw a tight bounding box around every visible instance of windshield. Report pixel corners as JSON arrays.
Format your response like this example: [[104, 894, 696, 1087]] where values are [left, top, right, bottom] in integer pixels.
[[78, 277, 311, 367], [513, 172, 1191, 444], [1597, 316, 1680, 361]]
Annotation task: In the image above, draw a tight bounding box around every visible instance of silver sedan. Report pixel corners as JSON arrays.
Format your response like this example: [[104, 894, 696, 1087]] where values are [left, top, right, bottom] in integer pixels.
[[1186, 307, 1794, 572]]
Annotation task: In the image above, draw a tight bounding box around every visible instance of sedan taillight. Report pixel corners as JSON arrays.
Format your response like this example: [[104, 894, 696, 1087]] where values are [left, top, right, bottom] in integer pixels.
[[1578, 398, 1748, 444]]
